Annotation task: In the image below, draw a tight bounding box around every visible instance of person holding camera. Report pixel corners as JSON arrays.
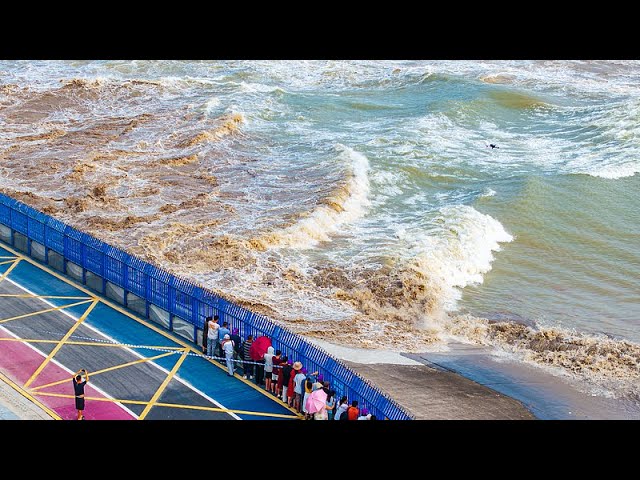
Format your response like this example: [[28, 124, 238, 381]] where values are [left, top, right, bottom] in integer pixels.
[[72, 368, 89, 420]]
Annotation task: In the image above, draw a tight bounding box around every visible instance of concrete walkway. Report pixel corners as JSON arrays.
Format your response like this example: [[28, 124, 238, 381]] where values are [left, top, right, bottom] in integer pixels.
[[346, 361, 535, 420], [0, 373, 52, 420]]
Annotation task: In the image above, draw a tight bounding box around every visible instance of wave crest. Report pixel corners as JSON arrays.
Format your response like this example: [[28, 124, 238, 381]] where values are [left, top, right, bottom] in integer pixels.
[[253, 145, 370, 249]]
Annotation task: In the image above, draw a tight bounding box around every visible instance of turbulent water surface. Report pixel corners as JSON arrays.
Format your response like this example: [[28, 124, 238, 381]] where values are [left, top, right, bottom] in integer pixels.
[[0, 61, 638, 410]]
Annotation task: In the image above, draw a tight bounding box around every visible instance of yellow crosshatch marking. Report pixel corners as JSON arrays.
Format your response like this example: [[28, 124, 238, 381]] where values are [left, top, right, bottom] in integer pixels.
[[0, 243, 303, 420], [24, 299, 99, 388], [0, 299, 94, 324], [0, 258, 20, 282], [30, 350, 181, 391], [138, 349, 189, 420], [0, 259, 18, 266]]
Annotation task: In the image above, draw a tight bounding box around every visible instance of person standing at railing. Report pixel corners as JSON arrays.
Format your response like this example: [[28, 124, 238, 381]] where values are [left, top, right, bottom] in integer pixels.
[[242, 335, 254, 379], [334, 396, 348, 421], [202, 317, 209, 354], [230, 328, 242, 362], [276, 355, 287, 400], [281, 358, 293, 404], [264, 346, 275, 393], [347, 400, 360, 420], [222, 334, 235, 376], [217, 321, 230, 358], [292, 362, 305, 412], [206, 316, 219, 357], [271, 350, 282, 396], [325, 389, 336, 420]]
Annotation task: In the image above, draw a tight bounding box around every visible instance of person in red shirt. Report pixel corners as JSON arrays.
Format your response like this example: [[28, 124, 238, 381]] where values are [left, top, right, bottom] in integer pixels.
[[347, 400, 360, 420]]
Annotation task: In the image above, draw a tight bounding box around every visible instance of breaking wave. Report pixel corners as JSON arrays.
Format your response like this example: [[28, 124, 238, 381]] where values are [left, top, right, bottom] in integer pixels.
[[253, 145, 370, 249]]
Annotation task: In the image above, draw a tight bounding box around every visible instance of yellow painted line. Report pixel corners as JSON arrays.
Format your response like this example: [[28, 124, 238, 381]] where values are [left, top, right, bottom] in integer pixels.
[[0, 371, 61, 419], [155, 402, 300, 419], [0, 258, 20, 283], [1, 243, 301, 416], [0, 259, 17, 266], [0, 336, 184, 351], [0, 294, 92, 300], [31, 350, 179, 391], [232, 367, 302, 417], [24, 299, 98, 388], [138, 349, 189, 420], [0, 299, 94, 324], [0, 256, 17, 259], [33, 391, 151, 406]]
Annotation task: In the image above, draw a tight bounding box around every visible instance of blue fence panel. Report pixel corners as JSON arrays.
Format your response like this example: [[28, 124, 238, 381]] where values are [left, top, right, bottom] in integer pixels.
[[64, 227, 84, 265], [26, 208, 46, 245], [44, 216, 66, 253], [147, 264, 171, 310], [82, 234, 105, 276], [0, 202, 10, 226], [171, 277, 196, 323], [0, 194, 15, 226], [11, 207, 28, 235], [104, 246, 127, 287], [125, 255, 147, 298], [194, 289, 219, 327]]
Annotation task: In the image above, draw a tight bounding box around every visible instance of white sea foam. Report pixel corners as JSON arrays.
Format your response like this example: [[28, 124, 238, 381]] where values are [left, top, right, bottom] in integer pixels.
[[582, 164, 640, 179], [402, 205, 513, 311], [203, 97, 221, 115]]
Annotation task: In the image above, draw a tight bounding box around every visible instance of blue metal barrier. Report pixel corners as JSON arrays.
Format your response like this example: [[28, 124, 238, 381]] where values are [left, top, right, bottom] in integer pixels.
[[0, 192, 414, 420]]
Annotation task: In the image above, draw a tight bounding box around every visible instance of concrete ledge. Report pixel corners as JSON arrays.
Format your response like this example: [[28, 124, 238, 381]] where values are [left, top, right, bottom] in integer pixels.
[[345, 361, 535, 420]]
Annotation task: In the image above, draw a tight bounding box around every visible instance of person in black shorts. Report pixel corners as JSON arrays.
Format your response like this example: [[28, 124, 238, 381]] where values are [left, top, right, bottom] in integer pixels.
[[72, 369, 89, 420]]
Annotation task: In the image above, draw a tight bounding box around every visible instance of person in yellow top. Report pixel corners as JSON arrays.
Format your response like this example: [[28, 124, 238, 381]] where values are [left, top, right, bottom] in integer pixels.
[[72, 368, 89, 420]]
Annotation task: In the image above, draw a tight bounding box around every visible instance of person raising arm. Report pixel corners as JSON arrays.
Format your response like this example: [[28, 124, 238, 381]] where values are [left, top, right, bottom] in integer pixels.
[[72, 369, 89, 420]]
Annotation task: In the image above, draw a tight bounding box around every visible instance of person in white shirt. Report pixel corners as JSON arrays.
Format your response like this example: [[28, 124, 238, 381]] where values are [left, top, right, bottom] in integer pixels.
[[334, 396, 349, 421], [264, 346, 275, 393], [206, 316, 219, 357], [292, 362, 306, 412], [221, 334, 235, 376]]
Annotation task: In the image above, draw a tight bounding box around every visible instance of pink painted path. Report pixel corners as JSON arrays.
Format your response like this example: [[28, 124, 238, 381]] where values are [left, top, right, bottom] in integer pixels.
[[0, 329, 136, 420]]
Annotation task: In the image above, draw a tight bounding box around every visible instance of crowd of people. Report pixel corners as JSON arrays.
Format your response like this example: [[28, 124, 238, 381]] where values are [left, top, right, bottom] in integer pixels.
[[202, 315, 376, 420]]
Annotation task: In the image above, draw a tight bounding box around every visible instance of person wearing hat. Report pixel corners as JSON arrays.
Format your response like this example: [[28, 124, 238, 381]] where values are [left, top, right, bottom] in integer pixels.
[[292, 362, 305, 412], [310, 382, 328, 420], [221, 333, 235, 376], [286, 360, 298, 407], [357, 408, 371, 420]]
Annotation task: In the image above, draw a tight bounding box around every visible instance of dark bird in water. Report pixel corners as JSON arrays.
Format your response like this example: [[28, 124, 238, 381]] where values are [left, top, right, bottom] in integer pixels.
[[488, 144, 499, 149]]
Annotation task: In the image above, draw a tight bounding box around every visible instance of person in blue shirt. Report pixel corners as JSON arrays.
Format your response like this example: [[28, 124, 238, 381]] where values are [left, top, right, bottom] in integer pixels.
[[217, 321, 230, 357]]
